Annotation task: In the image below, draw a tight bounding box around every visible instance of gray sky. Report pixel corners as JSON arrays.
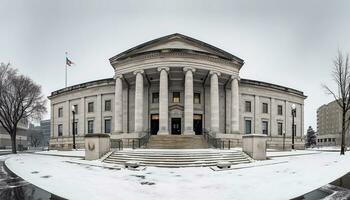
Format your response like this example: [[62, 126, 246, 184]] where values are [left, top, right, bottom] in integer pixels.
[[1, 0, 350, 132]]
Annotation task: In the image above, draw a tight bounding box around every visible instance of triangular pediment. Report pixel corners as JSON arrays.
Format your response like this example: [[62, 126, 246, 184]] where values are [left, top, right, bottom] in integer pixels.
[[109, 33, 244, 64]]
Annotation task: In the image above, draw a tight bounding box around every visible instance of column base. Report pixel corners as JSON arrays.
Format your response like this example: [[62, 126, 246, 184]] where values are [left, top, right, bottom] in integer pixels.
[[183, 130, 195, 135], [157, 131, 170, 135]]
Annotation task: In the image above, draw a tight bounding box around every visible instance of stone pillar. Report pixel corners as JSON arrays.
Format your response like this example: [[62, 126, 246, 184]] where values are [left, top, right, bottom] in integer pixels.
[[210, 71, 221, 133], [114, 75, 123, 133], [183, 67, 196, 135], [134, 70, 144, 133], [158, 67, 169, 135], [254, 95, 260, 134], [231, 76, 240, 134]]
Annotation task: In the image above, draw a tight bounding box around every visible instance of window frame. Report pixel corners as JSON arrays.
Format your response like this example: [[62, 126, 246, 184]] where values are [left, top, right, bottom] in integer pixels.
[[104, 100, 111, 111], [262, 103, 268, 114], [88, 120, 94, 134], [277, 122, 283, 135], [88, 102, 94, 113], [245, 101, 252, 112], [245, 119, 252, 134], [104, 119, 111, 133], [262, 121, 268, 135], [58, 107, 63, 118], [194, 93, 201, 104], [172, 92, 180, 103], [58, 124, 63, 136], [277, 105, 283, 115], [152, 92, 159, 103]]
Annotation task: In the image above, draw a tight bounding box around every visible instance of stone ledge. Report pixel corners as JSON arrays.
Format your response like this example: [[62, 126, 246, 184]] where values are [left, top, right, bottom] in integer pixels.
[[84, 133, 110, 138]]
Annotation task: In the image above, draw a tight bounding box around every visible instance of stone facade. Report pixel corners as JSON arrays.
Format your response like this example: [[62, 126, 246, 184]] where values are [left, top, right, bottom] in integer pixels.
[[49, 33, 307, 150]]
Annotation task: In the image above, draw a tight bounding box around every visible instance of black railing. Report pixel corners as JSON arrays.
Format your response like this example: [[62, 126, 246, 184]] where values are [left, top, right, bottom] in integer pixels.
[[203, 130, 239, 150], [111, 139, 123, 151]]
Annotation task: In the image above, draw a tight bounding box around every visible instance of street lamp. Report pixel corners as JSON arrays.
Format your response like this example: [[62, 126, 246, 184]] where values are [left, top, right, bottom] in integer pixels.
[[291, 104, 296, 150], [71, 105, 76, 150]]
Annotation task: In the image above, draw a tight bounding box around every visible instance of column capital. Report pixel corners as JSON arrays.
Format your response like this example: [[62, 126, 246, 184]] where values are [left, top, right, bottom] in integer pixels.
[[114, 74, 123, 79], [183, 67, 196, 73], [210, 70, 221, 76], [133, 69, 144, 75], [157, 67, 170, 72], [231, 75, 240, 81]]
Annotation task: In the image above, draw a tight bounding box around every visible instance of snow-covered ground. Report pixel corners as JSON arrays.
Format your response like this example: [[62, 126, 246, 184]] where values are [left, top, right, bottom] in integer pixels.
[[34, 149, 85, 158], [5, 152, 350, 200]]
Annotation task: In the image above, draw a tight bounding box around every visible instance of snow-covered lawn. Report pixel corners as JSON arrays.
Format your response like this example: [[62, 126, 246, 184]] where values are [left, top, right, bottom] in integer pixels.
[[34, 150, 85, 158], [5, 152, 350, 200], [267, 150, 320, 157]]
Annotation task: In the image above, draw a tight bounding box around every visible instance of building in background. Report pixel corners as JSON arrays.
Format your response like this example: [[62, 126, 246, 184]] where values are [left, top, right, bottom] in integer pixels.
[[40, 120, 51, 147], [0, 118, 28, 149], [49, 33, 307, 150], [316, 100, 348, 146]]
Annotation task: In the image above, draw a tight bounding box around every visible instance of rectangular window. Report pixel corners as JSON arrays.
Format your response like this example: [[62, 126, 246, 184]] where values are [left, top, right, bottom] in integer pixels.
[[320, 139, 323, 142], [73, 104, 78, 114], [105, 100, 111, 111], [277, 105, 283, 115], [328, 138, 331, 142], [88, 120, 94, 134], [245, 101, 251, 112], [88, 102, 94, 113], [278, 122, 283, 135], [262, 121, 268, 135], [58, 107, 63, 118], [245, 120, 251, 134], [152, 93, 159, 103], [262, 103, 268, 113], [58, 124, 63, 136], [104, 119, 111, 133], [74, 122, 78, 135], [332, 138, 335, 142], [173, 92, 180, 103], [194, 93, 201, 104]]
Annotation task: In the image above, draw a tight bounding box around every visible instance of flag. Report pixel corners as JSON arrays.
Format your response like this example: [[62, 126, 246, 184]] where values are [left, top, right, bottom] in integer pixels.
[[66, 57, 75, 67]]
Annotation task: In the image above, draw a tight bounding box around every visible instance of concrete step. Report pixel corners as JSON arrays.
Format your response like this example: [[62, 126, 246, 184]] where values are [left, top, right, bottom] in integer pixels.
[[146, 135, 208, 149], [103, 149, 251, 168]]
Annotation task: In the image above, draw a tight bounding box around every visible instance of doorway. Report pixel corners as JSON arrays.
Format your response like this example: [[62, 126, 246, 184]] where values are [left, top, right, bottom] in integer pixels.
[[171, 118, 181, 135], [193, 114, 203, 135], [150, 114, 159, 135]]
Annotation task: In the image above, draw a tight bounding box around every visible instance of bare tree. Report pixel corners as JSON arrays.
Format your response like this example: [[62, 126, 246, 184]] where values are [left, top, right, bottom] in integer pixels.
[[0, 63, 46, 153], [323, 51, 350, 155]]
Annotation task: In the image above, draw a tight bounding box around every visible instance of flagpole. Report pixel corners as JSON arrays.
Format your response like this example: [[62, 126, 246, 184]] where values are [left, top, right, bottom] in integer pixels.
[[65, 52, 67, 88]]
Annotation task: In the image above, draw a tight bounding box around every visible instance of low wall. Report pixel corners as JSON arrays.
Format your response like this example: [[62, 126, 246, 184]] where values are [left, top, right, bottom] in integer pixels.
[[85, 134, 110, 160], [242, 134, 267, 160]]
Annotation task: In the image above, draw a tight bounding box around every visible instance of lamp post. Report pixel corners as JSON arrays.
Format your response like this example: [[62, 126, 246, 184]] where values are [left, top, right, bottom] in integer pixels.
[[71, 105, 76, 150], [291, 104, 296, 150]]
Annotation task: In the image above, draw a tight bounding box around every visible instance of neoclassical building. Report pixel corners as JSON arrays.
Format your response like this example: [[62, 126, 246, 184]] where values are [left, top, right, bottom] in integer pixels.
[[49, 33, 306, 149]]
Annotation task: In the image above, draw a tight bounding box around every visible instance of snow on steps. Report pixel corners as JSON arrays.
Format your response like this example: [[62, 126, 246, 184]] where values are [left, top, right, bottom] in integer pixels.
[[103, 149, 252, 168]]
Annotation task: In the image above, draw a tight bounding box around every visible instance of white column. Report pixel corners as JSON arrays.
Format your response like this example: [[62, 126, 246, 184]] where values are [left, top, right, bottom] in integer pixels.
[[231, 76, 240, 133], [210, 71, 221, 133], [134, 70, 144, 133], [114, 75, 123, 133], [158, 67, 169, 135], [184, 67, 196, 135]]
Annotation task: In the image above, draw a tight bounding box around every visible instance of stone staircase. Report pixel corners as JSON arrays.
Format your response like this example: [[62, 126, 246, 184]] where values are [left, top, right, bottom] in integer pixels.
[[146, 135, 208, 149], [103, 149, 252, 168]]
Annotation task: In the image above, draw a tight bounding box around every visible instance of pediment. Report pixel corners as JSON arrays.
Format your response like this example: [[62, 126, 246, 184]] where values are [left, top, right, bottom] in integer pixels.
[[109, 33, 244, 64]]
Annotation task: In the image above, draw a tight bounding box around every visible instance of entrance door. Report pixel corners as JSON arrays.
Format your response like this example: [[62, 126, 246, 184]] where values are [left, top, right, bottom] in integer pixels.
[[150, 114, 159, 135], [171, 118, 181, 135], [193, 114, 203, 135]]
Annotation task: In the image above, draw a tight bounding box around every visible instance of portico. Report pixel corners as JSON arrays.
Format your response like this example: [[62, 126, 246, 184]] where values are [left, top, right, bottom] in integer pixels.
[[113, 66, 240, 136]]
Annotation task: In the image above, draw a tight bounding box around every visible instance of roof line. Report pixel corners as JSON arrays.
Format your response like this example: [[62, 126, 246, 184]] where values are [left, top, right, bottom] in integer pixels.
[[109, 33, 244, 64]]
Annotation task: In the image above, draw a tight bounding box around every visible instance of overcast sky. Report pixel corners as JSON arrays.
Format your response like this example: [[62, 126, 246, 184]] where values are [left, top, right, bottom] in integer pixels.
[[1, 0, 350, 132]]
